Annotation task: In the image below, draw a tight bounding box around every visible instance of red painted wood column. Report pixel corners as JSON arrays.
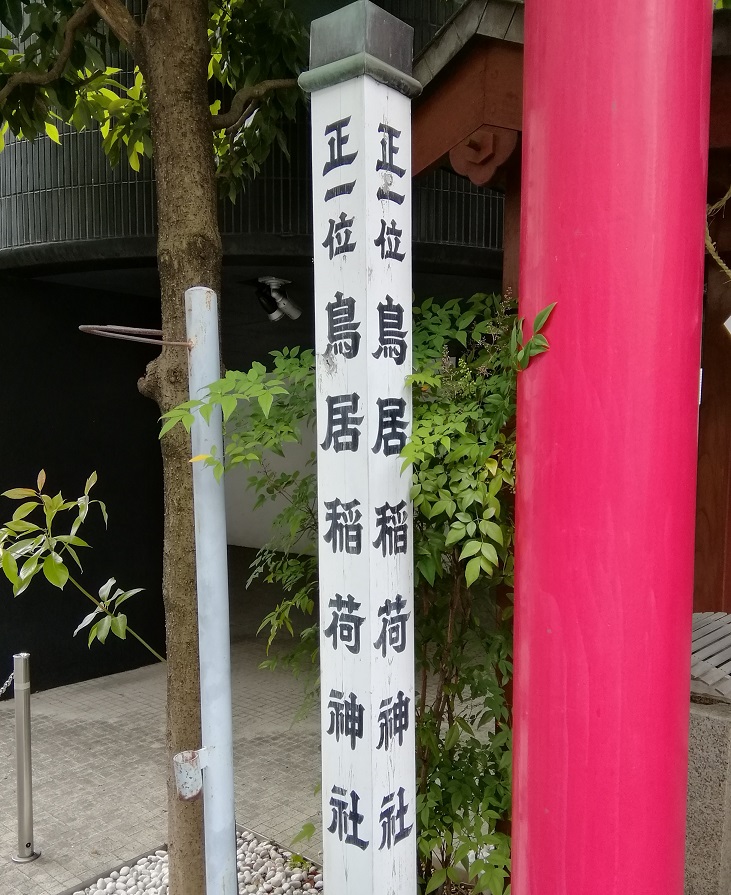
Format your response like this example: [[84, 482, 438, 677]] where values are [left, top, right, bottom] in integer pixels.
[[513, 3, 713, 894]]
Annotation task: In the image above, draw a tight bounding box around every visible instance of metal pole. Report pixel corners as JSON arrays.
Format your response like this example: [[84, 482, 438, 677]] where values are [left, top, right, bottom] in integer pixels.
[[12, 653, 40, 863], [185, 286, 237, 895], [513, 1, 713, 893]]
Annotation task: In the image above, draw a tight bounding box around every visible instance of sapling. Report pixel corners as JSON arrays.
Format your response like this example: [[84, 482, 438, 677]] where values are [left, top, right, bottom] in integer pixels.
[[0, 469, 163, 661]]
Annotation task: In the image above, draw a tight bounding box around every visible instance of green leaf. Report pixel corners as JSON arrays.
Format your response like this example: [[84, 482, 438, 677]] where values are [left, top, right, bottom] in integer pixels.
[[2, 488, 36, 500], [77, 495, 89, 523], [55, 535, 91, 548], [42, 553, 69, 589], [12, 501, 38, 522], [113, 587, 143, 607], [425, 867, 447, 894], [74, 609, 101, 637], [533, 302, 556, 334], [445, 525, 465, 547], [258, 392, 274, 418], [4, 520, 39, 534], [482, 520, 504, 545], [1, 550, 18, 584], [416, 557, 436, 586], [465, 556, 482, 587], [444, 722, 461, 751], [159, 416, 179, 438], [45, 121, 61, 144], [12, 579, 29, 597], [127, 145, 140, 172], [84, 471, 97, 495], [110, 614, 127, 639], [5, 536, 42, 558], [459, 540, 481, 560], [220, 395, 237, 421], [99, 577, 116, 601], [290, 822, 315, 845], [63, 544, 83, 571], [96, 615, 112, 644], [431, 499, 449, 516], [18, 555, 39, 582], [0, 0, 23, 36]]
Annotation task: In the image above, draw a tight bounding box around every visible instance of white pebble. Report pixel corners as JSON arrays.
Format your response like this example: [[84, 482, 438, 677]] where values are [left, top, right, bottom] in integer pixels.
[[73, 829, 322, 894]]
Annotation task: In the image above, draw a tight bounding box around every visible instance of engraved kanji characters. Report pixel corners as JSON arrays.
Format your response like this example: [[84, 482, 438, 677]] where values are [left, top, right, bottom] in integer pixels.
[[326, 292, 361, 359], [323, 117, 358, 175], [373, 295, 407, 365], [323, 498, 362, 554], [326, 784, 412, 852], [372, 398, 407, 456], [373, 121, 406, 261], [373, 500, 408, 556], [316, 102, 414, 873], [323, 212, 356, 260], [377, 691, 410, 751], [374, 594, 410, 657], [322, 117, 358, 253], [321, 393, 363, 453], [320, 394, 407, 455], [376, 123, 405, 205], [323, 594, 365, 654], [328, 786, 369, 850], [327, 690, 365, 750], [379, 787, 413, 850], [374, 218, 405, 262]]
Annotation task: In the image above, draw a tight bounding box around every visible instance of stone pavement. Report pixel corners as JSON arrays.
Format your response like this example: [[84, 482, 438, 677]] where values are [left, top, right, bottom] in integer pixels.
[[0, 549, 322, 895]]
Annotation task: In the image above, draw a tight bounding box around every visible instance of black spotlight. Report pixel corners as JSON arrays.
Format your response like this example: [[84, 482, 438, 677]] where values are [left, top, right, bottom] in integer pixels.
[[256, 277, 301, 321]]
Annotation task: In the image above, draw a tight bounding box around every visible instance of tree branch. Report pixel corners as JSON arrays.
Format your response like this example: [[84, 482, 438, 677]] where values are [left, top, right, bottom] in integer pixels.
[[211, 78, 298, 130], [226, 100, 257, 135], [138, 356, 162, 404], [0, 0, 144, 109], [0, 0, 98, 107], [91, 0, 142, 60]]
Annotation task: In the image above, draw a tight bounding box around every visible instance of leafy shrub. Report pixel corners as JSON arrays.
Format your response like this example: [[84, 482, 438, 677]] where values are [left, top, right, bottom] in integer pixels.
[[162, 291, 553, 894]]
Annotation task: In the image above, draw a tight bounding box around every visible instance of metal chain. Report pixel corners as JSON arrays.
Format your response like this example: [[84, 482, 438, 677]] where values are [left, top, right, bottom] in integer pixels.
[[0, 670, 14, 699]]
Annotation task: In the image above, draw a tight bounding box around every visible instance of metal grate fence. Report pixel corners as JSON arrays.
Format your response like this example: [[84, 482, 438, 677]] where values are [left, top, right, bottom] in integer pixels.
[[0, 1, 504, 261]]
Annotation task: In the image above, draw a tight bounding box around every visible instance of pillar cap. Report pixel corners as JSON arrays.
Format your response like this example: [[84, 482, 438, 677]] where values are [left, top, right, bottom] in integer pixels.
[[299, 0, 421, 97]]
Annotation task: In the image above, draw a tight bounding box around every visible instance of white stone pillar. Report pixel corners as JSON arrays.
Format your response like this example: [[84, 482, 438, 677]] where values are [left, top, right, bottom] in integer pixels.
[[300, 4, 421, 892]]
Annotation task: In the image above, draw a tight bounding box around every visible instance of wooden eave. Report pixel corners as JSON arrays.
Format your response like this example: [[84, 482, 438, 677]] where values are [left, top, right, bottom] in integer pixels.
[[413, 3, 731, 185], [413, 0, 523, 182]]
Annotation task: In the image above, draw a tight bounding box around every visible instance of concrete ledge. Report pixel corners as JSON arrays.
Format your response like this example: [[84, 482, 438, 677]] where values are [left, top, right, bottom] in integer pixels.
[[686, 699, 731, 895]]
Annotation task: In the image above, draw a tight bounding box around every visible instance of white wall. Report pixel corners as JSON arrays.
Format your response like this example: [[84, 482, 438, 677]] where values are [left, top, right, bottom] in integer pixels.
[[224, 425, 317, 549]]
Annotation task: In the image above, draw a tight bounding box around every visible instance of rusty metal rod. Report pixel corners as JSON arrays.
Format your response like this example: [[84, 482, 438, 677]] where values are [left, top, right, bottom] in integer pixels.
[[78, 325, 191, 348]]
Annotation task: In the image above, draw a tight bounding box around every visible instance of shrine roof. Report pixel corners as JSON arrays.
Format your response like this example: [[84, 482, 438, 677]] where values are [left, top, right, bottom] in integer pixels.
[[416, 2, 731, 94], [414, 0, 524, 91]]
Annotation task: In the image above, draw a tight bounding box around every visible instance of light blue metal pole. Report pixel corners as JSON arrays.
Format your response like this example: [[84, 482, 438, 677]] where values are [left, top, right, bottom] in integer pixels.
[[185, 287, 237, 894]]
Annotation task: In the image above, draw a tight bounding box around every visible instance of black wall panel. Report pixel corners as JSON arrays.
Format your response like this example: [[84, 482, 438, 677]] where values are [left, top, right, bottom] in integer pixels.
[[0, 276, 165, 692]]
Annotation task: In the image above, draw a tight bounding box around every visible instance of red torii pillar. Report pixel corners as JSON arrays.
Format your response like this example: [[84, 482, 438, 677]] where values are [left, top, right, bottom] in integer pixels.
[[513, 2, 713, 894]]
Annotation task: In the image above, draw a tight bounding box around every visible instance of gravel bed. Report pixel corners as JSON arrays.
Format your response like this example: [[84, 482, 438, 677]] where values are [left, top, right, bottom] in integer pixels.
[[70, 829, 323, 895]]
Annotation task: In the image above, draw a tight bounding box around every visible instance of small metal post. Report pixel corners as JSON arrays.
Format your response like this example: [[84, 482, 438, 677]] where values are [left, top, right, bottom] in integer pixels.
[[12, 653, 40, 863]]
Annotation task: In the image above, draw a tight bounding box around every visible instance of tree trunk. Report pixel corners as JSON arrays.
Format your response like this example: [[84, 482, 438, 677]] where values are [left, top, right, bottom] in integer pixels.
[[139, 2, 222, 893]]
